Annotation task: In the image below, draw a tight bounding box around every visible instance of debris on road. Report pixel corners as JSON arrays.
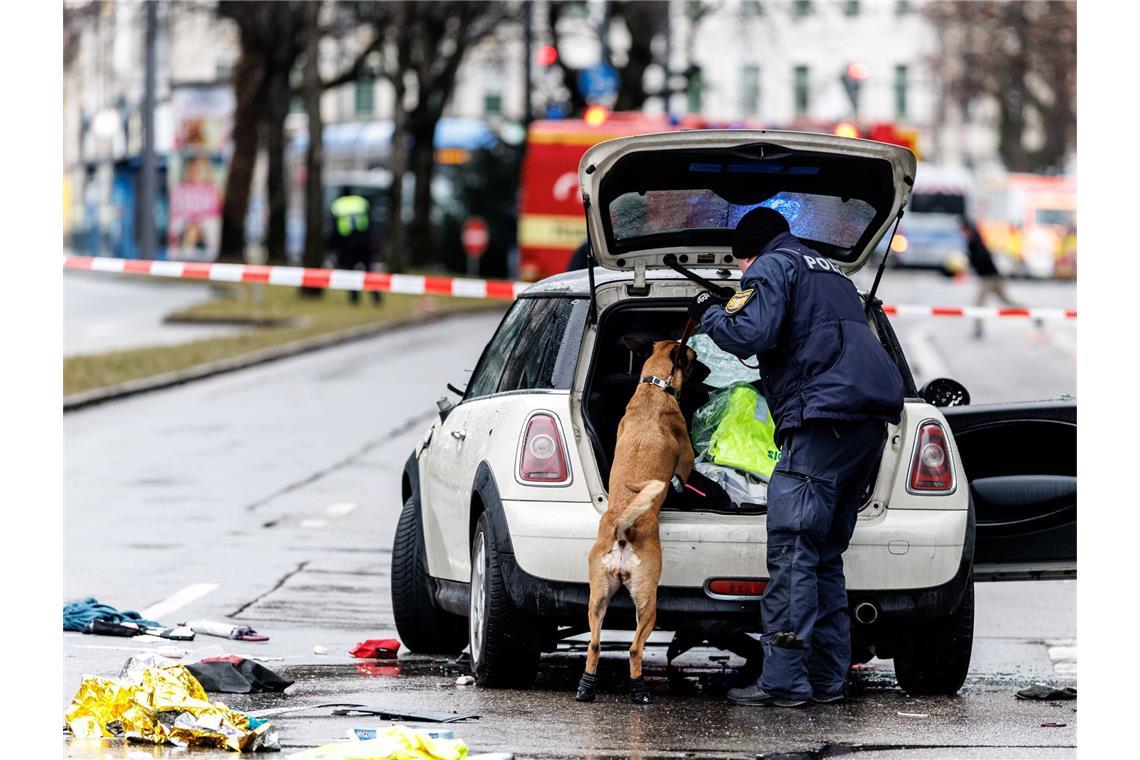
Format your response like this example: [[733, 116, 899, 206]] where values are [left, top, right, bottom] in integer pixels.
[[65, 663, 279, 752], [157, 645, 187, 659], [350, 638, 401, 659], [247, 703, 365, 720], [190, 619, 270, 641], [1041, 722, 1068, 728], [1016, 684, 1077, 701], [455, 675, 476, 687], [350, 728, 455, 741], [63, 597, 160, 634], [332, 706, 480, 724], [313, 644, 330, 655], [287, 724, 468, 760], [186, 655, 295, 694]]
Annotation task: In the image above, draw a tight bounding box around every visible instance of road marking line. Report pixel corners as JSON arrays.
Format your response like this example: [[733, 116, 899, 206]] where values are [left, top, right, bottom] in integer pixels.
[[326, 502, 358, 516], [1046, 638, 1077, 675], [905, 326, 951, 383], [301, 518, 328, 528], [141, 582, 218, 621]]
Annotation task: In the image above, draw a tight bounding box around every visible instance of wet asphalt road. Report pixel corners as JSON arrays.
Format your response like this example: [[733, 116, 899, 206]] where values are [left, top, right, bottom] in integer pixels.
[[63, 271, 1076, 758]]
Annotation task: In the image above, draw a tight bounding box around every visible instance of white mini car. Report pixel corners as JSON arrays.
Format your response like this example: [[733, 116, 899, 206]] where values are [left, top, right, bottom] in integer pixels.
[[391, 131, 1076, 696]]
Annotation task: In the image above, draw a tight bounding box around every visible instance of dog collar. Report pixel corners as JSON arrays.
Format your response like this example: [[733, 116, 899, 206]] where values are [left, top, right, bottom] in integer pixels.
[[640, 375, 674, 394]]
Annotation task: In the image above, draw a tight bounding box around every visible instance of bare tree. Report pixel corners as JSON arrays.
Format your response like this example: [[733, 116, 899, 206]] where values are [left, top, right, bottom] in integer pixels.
[[299, 0, 325, 293], [927, 1, 1076, 172], [366, 1, 508, 272], [544, 0, 707, 116], [216, 1, 302, 264]]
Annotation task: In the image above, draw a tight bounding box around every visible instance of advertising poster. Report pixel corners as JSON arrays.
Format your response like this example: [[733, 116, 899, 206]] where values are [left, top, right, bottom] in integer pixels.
[[167, 85, 233, 261]]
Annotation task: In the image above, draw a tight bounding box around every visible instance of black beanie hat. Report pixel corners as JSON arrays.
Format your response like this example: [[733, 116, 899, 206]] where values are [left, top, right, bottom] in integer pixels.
[[732, 207, 790, 260]]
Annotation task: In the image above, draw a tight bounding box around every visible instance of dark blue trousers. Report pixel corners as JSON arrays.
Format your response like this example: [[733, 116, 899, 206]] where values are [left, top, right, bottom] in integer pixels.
[[759, 420, 887, 701]]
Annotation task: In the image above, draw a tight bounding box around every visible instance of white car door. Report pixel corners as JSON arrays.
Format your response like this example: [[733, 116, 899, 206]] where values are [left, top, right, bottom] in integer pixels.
[[420, 300, 536, 581]]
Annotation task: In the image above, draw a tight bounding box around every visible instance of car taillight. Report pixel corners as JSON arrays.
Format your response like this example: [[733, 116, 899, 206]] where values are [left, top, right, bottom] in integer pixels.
[[908, 421, 955, 493], [518, 413, 569, 484], [706, 579, 768, 598]]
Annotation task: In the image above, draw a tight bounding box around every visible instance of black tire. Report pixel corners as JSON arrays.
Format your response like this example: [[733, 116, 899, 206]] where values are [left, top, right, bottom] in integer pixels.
[[390, 495, 467, 654], [893, 578, 975, 696], [469, 513, 541, 687]]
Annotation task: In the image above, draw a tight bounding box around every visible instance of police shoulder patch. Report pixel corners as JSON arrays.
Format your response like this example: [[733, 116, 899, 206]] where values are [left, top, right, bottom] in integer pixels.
[[724, 288, 755, 315]]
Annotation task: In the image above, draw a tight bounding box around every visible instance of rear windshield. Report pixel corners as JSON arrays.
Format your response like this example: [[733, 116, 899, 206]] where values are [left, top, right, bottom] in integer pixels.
[[610, 190, 875, 249], [596, 146, 898, 263]]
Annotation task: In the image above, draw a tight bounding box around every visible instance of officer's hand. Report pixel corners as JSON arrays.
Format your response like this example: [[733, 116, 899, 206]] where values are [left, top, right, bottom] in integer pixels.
[[689, 290, 728, 320]]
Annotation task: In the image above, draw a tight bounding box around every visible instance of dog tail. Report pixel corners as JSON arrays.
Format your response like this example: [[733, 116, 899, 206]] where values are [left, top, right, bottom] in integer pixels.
[[616, 480, 667, 539]]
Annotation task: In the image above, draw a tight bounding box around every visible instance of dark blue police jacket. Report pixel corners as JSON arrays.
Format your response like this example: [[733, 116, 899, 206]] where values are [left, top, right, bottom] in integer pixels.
[[700, 232, 904, 440]]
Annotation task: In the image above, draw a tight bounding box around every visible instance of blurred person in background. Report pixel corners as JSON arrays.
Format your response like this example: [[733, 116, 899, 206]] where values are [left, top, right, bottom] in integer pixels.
[[330, 190, 381, 306], [961, 216, 1023, 339]]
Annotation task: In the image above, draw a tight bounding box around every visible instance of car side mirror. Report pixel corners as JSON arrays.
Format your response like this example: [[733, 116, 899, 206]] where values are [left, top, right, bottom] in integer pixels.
[[919, 377, 971, 407]]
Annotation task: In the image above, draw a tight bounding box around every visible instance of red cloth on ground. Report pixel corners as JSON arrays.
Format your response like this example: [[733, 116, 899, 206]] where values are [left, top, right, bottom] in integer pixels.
[[349, 638, 401, 659]]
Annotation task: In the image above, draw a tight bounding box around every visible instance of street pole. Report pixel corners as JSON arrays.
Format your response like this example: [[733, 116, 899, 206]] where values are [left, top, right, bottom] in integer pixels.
[[139, 0, 158, 260], [523, 0, 533, 127], [663, 0, 672, 120]]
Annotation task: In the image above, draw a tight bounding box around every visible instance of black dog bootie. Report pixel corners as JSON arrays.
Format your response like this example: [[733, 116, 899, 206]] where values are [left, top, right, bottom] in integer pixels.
[[629, 676, 652, 704], [576, 671, 597, 702]]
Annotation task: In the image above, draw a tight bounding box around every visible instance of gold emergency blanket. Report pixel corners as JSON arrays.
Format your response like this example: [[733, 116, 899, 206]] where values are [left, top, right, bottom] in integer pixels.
[[287, 725, 468, 760], [65, 664, 278, 752]]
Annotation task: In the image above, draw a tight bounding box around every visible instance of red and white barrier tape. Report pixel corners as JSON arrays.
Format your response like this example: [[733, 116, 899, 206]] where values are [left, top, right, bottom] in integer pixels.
[[881, 304, 1076, 321], [64, 255, 527, 301], [64, 255, 1077, 320]]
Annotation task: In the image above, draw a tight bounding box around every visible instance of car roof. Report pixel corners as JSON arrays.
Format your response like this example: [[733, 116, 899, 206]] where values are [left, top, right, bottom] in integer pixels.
[[518, 267, 740, 298]]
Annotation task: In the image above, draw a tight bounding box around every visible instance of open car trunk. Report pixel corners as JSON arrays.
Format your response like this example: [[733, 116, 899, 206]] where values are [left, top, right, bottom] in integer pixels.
[[582, 299, 772, 515]]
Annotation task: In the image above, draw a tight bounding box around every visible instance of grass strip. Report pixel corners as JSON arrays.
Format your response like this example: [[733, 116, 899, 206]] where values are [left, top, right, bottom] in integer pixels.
[[64, 282, 504, 397]]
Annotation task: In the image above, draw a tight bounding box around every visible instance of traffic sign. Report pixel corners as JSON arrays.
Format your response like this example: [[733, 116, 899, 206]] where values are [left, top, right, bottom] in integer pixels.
[[461, 216, 490, 259], [577, 62, 620, 103]]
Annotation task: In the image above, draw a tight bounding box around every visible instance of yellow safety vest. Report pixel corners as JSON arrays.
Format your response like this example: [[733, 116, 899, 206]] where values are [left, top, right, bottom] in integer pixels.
[[331, 195, 370, 237]]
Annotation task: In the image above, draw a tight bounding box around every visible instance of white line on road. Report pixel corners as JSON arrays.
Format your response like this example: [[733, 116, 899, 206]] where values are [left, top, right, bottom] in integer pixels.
[[1046, 638, 1077, 675], [325, 502, 358, 516], [301, 518, 328, 528], [905, 326, 951, 384], [141, 582, 218, 621]]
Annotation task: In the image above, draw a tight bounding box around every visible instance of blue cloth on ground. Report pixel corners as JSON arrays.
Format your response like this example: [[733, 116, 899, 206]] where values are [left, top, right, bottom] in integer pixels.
[[63, 597, 160, 632]]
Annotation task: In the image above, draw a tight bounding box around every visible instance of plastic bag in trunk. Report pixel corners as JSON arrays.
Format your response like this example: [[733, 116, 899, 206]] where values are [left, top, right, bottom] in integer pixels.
[[691, 382, 781, 481]]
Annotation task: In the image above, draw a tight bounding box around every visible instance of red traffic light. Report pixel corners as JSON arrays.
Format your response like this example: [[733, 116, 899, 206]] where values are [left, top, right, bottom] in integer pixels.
[[536, 45, 558, 67], [846, 61, 869, 81]]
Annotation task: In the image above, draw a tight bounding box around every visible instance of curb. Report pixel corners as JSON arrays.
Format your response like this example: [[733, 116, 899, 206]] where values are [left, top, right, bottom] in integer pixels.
[[63, 308, 496, 413]]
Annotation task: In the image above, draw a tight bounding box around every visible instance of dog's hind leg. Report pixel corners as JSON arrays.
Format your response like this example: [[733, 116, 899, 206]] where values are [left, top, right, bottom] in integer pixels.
[[577, 567, 619, 702], [627, 564, 660, 705]]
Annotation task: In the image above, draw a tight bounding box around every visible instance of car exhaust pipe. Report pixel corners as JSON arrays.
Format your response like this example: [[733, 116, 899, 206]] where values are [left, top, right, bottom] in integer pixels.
[[853, 602, 879, 625]]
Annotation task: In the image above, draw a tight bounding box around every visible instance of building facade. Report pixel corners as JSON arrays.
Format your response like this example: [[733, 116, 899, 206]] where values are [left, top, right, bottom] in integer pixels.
[[63, 0, 1024, 258]]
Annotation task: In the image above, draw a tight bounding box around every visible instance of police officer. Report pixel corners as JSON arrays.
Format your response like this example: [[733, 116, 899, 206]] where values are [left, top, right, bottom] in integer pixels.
[[689, 207, 904, 707], [330, 190, 381, 305]]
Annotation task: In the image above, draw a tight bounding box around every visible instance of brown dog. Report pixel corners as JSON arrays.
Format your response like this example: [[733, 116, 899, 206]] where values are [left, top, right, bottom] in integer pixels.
[[576, 338, 697, 705]]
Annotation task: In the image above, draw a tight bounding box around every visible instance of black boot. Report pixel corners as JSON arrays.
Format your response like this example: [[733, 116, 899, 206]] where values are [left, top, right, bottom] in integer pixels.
[[576, 671, 597, 702], [629, 676, 652, 705]]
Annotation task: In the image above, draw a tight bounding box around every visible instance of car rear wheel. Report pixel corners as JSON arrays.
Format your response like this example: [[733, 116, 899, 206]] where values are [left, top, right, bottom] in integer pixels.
[[892, 578, 975, 696], [390, 495, 467, 654], [469, 513, 540, 687]]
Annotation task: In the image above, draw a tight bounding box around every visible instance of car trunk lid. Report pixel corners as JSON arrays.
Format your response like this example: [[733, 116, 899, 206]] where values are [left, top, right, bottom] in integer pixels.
[[579, 130, 916, 275]]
